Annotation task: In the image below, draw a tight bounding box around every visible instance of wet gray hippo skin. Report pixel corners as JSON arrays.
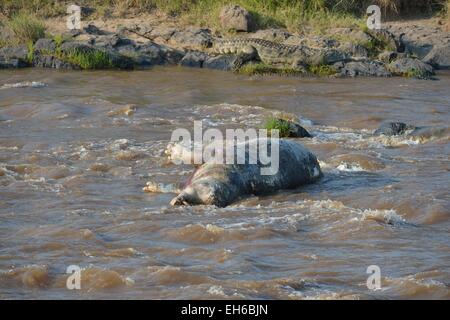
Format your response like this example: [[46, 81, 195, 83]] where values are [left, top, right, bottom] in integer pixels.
[[170, 139, 322, 207], [375, 121, 449, 138]]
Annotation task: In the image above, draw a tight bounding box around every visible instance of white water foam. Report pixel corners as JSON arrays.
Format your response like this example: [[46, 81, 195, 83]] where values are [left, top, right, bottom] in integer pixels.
[[0, 81, 47, 90]]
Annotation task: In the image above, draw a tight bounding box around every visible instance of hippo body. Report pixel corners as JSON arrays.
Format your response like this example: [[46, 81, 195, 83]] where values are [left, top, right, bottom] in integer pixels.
[[170, 139, 322, 207]]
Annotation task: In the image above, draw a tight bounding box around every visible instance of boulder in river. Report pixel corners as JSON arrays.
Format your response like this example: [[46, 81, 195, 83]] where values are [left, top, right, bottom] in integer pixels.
[[375, 122, 415, 136], [270, 118, 312, 138]]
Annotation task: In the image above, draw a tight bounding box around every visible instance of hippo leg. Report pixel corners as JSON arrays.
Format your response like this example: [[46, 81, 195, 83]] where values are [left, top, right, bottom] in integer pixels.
[[170, 188, 201, 206]]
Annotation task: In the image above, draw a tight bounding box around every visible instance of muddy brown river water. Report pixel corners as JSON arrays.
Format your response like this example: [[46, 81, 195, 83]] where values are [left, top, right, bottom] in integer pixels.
[[0, 67, 449, 299]]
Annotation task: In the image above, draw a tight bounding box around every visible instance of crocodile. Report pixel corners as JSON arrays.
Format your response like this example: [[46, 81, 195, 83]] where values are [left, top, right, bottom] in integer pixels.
[[211, 38, 335, 70]]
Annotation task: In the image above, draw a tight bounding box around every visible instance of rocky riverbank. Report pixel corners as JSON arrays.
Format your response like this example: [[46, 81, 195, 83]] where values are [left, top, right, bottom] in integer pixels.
[[1, 6, 449, 78]]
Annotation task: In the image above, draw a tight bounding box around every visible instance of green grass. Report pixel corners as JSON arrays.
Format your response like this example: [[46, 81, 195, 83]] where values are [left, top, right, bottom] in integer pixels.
[[5, 13, 46, 44], [1, 1, 447, 34], [26, 41, 34, 63], [60, 48, 113, 69], [263, 117, 291, 138], [238, 62, 304, 76], [308, 64, 336, 76]]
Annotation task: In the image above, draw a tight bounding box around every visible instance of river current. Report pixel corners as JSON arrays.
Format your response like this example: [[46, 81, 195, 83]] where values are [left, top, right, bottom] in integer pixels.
[[0, 67, 449, 299]]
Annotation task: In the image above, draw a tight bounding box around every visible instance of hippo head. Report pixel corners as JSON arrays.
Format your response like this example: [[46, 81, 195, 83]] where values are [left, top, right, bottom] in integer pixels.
[[170, 178, 238, 208]]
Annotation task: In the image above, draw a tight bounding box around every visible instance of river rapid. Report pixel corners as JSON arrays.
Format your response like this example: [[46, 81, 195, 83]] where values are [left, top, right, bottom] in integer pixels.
[[0, 67, 449, 299]]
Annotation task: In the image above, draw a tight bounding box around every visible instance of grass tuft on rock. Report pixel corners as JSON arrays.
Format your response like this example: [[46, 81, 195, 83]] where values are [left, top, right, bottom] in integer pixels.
[[263, 117, 291, 138], [60, 49, 113, 70], [26, 41, 35, 64]]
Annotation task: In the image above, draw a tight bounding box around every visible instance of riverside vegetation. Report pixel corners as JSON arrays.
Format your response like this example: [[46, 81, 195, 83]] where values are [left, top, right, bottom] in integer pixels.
[[0, 1, 449, 77]]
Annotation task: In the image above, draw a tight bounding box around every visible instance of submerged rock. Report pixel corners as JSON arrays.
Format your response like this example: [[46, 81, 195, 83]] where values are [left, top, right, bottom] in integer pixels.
[[374, 122, 416, 136]]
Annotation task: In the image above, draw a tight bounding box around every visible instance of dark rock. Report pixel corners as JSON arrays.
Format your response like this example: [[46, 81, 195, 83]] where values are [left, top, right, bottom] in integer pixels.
[[180, 51, 209, 68], [131, 43, 164, 66], [149, 26, 178, 41], [80, 6, 95, 18], [341, 61, 391, 77], [219, 4, 254, 32], [375, 122, 415, 136], [387, 58, 434, 79], [404, 42, 433, 59], [84, 24, 104, 35], [204, 55, 237, 71], [0, 45, 29, 61], [60, 41, 93, 54], [33, 53, 79, 70], [0, 58, 28, 68], [274, 118, 312, 138], [34, 38, 56, 53], [159, 46, 185, 65], [109, 53, 135, 70], [169, 27, 213, 50], [322, 49, 350, 64], [423, 46, 450, 69], [287, 122, 312, 138], [93, 34, 121, 48]]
